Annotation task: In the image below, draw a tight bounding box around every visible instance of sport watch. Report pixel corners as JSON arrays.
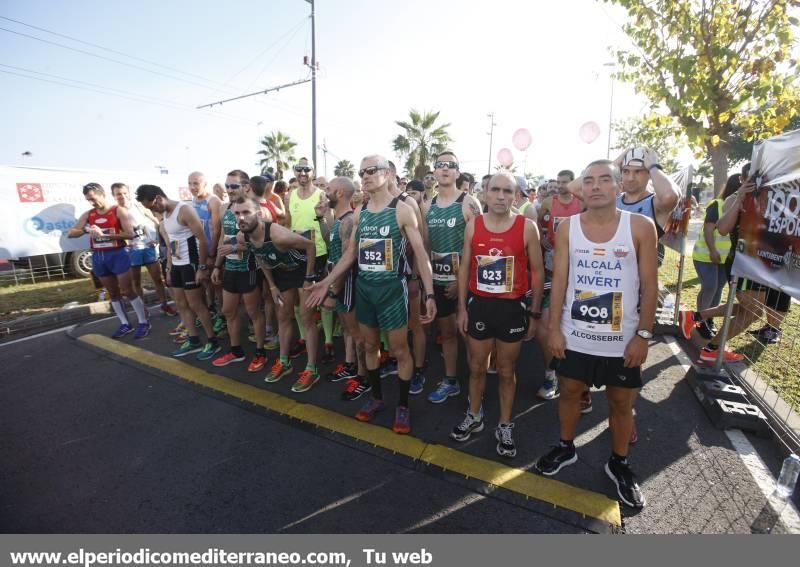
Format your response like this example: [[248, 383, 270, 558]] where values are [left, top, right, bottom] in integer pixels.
[[636, 329, 653, 340]]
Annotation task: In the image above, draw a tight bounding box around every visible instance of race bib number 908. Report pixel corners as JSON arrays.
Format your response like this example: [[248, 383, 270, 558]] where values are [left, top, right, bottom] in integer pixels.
[[432, 251, 459, 282], [570, 290, 623, 332], [358, 238, 392, 272], [476, 255, 514, 293]]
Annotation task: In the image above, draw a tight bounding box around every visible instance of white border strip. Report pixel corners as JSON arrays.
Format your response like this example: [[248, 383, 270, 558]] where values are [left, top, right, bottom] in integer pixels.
[[663, 336, 800, 533]]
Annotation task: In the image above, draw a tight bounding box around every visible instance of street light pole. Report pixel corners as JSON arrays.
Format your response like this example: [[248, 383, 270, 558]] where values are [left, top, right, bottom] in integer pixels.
[[604, 62, 615, 159], [308, 0, 317, 169], [487, 112, 496, 176]]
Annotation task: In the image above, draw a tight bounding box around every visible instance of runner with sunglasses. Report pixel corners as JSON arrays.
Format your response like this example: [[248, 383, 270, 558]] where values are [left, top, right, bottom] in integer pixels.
[[307, 155, 437, 434], [422, 151, 483, 405]]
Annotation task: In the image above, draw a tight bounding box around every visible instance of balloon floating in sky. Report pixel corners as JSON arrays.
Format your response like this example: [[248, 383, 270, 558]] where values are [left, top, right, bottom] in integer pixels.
[[579, 121, 601, 144], [512, 128, 532, 151], [497, 148, 514, 167]]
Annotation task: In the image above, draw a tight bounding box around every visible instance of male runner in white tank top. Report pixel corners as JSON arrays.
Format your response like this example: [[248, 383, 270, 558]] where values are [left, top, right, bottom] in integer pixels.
[[534, 160, 657, 509]]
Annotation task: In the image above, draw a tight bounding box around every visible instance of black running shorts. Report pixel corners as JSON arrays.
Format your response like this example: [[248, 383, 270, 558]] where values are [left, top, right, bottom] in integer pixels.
[[555, 349, 642, 389], [466, 293, 528, 343]]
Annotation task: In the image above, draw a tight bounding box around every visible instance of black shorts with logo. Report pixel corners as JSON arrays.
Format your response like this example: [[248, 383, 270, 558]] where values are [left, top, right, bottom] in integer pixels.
[[434, 284, 458, 318], [555, 349, 642, 389], [272, 268, 306, 292], [222, 269, 260, 295], [170, 264, 200, 290], [466, 293, 528, 343]]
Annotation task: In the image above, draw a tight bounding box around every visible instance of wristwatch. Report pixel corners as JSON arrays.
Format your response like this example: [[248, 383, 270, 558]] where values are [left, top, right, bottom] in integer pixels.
[[198, 264, 208, 271], [326, 289, 337, 299], [636, 329, 653, 340], [304, 273, 319, 282], [648, 164, 663, 172], [425, 293, 435, 301]]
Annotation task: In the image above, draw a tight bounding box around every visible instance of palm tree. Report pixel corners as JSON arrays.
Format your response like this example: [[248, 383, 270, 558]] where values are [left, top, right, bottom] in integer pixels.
[[333, 160, 355, 178], [257, 131, 297, 178], [392, 109, 452, 179]]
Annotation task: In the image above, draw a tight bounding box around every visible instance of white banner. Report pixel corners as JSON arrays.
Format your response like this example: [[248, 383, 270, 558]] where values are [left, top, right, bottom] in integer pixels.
[[0, 166, 187, 260]]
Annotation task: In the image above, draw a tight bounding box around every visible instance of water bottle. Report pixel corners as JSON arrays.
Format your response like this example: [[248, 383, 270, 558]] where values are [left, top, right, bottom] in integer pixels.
[[776, 454, 800, 499]]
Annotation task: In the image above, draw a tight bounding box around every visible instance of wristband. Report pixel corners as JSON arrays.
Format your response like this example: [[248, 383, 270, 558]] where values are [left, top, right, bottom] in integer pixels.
[[648, 163, 663, 172], [326, 289, 337, 299], [197, 264, 208, 271], [315, 216, 324, 222], [527, 310, 542, 320], [305, 274, 319, 282], [425, 293, 435, 301]]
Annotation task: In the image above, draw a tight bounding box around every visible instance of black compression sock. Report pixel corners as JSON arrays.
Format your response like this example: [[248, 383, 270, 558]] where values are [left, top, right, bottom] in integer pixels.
[[368, 368, 382, 400], [398, 379, 410, 407]]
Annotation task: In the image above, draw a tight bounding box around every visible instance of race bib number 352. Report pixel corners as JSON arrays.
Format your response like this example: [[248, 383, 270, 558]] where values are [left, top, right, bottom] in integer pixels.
[[570, 290, 623, 332], [476, 255, 514, 293], [358, 238, 392, 272], [432, 251, 459, 282]]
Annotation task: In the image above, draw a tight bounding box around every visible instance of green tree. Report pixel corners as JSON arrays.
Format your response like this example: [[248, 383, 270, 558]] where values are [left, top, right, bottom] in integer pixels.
[[728, 113, 800, 165], [392, 109, 453, 179], [257, 131, 297, 178], [611, 117, 684, 172], [333, 159, 355, 178], [606, 0, 800, 190]]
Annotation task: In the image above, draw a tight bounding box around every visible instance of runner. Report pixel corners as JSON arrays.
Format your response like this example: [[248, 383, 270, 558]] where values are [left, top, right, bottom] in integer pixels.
[[321, 177, 368, 399], [249, 173, 286, 224], [451, 172, 544, 458], [534, 169, 583, 400], [110, 182, 175, 316], [233, 198, 321, 393], [285, 158, 329, 362], [307, 154, 437, 434], [422, 151, 482, 405], [67, 183, 150, 339], [422, 170, 437, 203], [136, 184, 221, 359], [209, 172, 267, 373], [533, 160, 657, 509]]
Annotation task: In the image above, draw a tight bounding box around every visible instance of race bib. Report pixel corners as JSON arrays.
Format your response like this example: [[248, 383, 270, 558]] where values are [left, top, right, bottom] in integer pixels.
[[431, 251, 459, 282], [570, 290, 623, 332], [92, 228, 116, 249], [476, 255, 514, 294], [358, 238, 392, 272], [224, 236, 242, 261]]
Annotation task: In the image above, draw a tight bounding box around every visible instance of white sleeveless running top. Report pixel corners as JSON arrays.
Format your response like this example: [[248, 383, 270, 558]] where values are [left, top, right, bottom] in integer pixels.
[[561, 211, 639, 357], [163, 202, 197, 266]]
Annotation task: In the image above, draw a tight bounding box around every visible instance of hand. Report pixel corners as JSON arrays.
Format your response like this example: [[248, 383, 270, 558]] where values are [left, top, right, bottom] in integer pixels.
[[445, 282, 458, 300], [305, 280, 328, 308], [195, 268, 209, 284], [211, 267, 222, 285], [302, 278, 314, 290], [87, 225, 104, 238], [457, 308, 469, 336], [526, 318, 538, 341], [710, 249, 721, 265], [217, 244, 235, 257], [623, 335, 649, 368], [612, 148, 630, 169], [314, 197, 329, 218], [548, 329, 567, 360], [642, 147, 659, 170], [737, 180, 756, 201], [420, 297, 437, 325], [271, 287, 285, 307]]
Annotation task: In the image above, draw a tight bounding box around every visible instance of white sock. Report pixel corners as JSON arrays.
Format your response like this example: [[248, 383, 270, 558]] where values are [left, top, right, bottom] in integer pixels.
[[111, 300, 128, 325], [546, 369, 557, 380], [130, 296, 148, 324]]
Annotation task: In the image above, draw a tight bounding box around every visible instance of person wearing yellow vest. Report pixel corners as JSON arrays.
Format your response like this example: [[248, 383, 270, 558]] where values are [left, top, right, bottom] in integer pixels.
[[286, 157, 330, 362], [690, 174, 737, 339]]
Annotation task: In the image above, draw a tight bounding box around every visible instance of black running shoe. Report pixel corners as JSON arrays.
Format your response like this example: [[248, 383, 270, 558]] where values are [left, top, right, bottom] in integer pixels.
[[495, 423, 517, 458], [534, 444, 578, 476], [605, 458, 646, 508], [697, 320, 714, 340], [289, 339, 307, 359], [327, 362, 357, 383], [450, 411, 484, 442], [341, 377, 371, 401]]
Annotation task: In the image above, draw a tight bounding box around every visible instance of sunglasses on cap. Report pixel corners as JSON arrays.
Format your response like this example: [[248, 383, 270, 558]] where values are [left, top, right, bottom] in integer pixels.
[[294, 166, 313, 173], [434, 160, 458, 170], [358, 166, 387, 178]]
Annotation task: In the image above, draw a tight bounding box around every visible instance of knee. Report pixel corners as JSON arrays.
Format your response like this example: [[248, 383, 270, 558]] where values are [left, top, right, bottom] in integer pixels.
[[496, 360, 516, 379]]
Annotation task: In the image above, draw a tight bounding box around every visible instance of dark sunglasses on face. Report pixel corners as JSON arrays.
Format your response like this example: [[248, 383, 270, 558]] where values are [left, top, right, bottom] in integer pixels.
[[225, 183, 245, 190], [434, 160, 458, 170], [424, 176, 435, 181], [294, 166, 313, 173], [358, 166, 386, 178]]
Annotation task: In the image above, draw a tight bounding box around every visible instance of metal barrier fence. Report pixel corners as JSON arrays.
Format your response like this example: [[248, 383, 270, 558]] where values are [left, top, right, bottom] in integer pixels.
[[0, 257, 71, 286]]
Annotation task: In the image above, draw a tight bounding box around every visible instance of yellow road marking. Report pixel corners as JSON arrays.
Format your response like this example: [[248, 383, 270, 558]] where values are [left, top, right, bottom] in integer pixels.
[[80, 333, 621, 526]]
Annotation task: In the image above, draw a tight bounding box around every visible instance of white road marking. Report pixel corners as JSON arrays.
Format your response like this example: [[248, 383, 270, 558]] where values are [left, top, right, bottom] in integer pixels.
[[0, 324, 75, 347]]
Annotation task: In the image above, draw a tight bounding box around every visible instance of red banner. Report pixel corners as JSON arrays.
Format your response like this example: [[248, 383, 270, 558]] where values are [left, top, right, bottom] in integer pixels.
[[731, 128, 800, 299]]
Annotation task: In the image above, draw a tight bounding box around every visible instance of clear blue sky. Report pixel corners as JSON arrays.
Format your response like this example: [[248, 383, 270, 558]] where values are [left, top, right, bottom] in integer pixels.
[[1, 0, 650, 183]]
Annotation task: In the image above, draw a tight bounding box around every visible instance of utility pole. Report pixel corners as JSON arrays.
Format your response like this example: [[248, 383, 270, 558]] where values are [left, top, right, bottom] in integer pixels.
[[604, 62, 615, 159], [486, 112, 496, 176], [308, 0, 317, 169]]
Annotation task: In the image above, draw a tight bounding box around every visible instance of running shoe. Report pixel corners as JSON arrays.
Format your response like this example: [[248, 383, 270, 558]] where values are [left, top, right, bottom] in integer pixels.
[[212, 314, 226, 335], [322, 342, 336, 363], [678, 310, 698, 340], [450, 411, 484, 442], [605, 458, 646, 508], [265, 360, 293, 383], [289, 339, 306, 359], [168, 323, 185, 336], [580, 391, 593, 414], [534, 444, 578, 476], [495, 423, 517, 458], [697, 319, 714, 340], [427, 380, 461, 403], [111, 323, 133, 339], [173, 330, 189, 344], [393, 406, 411, 434], [536, 373, 559, 400], [248, 353, 267, 373], [291, 368, 320, 393], [341, 377, 371, 401], [160, 303, 178, 316], [379, 357, 398, 378], [212, 351, 246, 367], [761, 327, 782, 345], [409, 370, 426, 395], [327, 362, 356, 383], [197, 341, 221, 361], [264, 333, 280, 350], [355, 398, 385, 422], [133, 321, 151, 339], [172, 340, 202, 357], [699, 347, 744, 363]]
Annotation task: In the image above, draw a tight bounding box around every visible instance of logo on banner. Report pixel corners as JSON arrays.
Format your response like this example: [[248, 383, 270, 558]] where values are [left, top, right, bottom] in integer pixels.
[[17, 183, 44, 202]]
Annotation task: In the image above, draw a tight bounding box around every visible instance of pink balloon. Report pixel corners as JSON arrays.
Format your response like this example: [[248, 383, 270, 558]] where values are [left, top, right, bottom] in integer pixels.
[[512, 128, 532, 151], [497, 148, 514, 167], [579, 121, 601, 144]]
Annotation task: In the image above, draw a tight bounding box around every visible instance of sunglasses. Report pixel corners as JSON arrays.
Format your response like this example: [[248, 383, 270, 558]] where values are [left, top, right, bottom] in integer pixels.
[[358, 166, 386, 178], [424, 176, 435, 181], [434, 160, 458, 170], [224, 183, 244, 190], [294, 166, 313, 173]]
